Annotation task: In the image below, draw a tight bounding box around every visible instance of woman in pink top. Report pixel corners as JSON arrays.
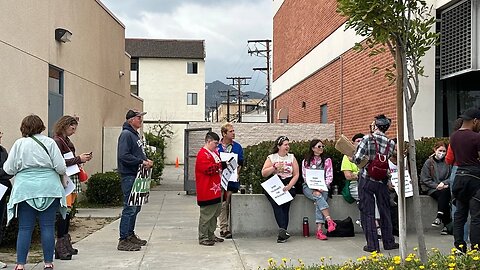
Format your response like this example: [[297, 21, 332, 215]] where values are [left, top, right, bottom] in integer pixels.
[[301, 139, 336, 240]]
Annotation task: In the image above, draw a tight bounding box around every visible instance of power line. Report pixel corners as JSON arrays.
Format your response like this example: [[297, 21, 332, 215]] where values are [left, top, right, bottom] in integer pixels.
[[226, 76, 251, 122], [248, 39, 272, 122]]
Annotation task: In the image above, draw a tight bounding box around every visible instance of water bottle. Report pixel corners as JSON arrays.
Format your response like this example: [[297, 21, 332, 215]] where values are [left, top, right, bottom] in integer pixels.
[[303, 217, 310, 237]]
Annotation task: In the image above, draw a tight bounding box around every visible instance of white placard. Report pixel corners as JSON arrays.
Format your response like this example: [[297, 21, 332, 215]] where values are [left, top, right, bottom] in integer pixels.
[[220, 158, 238, 190], [0, 184, 8, 200], [220, 153, 238, 182], [305, 169, 328, 191], [261, 175, 293, 206], [63, 152, 80, 176], [390, 170, 413, 197], [63, 175, 76, 196]]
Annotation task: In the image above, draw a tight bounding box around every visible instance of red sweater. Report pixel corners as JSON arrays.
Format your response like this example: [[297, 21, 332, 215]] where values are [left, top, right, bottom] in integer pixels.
[[195, 147, 222, 206]]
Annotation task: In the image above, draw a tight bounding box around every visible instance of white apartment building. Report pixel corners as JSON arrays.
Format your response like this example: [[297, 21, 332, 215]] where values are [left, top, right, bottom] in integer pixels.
[[125, 39, 206, 164]]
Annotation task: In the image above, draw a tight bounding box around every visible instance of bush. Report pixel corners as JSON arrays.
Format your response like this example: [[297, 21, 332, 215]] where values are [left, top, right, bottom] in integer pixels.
[[239, 137, 450, 195], [85, 171, 123, 206]]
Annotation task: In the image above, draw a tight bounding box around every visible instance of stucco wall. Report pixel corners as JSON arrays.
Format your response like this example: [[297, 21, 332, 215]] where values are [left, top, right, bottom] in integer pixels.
[[0, 0, 142, 174]]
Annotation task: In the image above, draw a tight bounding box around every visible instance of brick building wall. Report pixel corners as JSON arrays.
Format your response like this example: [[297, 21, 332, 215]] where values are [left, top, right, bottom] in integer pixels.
[[273, 48, 397, 140], [273, 0, 347, 80]]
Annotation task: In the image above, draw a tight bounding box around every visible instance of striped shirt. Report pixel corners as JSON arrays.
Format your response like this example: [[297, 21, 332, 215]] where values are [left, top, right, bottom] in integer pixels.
[[353, 132, 395, 181]]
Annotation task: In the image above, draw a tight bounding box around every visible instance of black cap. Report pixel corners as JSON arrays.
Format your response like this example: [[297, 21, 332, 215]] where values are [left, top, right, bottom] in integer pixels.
[[459, 108, 480, 120], [126, 109, 146, 120]]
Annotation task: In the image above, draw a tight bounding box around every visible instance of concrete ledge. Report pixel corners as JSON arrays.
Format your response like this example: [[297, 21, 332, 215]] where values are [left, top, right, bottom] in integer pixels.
[[231, 194, 438, 237]]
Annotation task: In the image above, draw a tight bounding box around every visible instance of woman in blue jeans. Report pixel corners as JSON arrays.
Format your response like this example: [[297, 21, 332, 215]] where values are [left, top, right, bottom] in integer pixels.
[[3, 115, 67, 270], [301, 139, 336, 240]]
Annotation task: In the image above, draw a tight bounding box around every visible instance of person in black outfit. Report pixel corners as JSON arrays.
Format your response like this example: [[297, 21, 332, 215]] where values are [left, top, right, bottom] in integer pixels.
[[0, 129, 13, 268]]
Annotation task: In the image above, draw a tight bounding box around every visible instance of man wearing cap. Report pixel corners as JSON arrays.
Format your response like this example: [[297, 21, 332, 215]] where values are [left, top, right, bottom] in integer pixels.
[[117, 110, 153, 251], [353, 114, 398, 253], [450, 108, 480, 252]]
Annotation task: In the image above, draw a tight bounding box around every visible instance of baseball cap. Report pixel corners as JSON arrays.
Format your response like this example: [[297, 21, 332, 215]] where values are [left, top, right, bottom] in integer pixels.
[[459, 108, 480, 120], [126, 109, 147, 120]]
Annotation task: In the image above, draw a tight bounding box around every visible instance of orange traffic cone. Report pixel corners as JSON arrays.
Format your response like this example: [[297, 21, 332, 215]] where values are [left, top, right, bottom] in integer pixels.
[[175, 157, 179, 168]]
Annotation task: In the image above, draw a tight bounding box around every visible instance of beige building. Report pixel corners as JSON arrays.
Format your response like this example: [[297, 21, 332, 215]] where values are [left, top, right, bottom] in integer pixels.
[[0, 0, 142, 174], [212, 99, 267, 123]]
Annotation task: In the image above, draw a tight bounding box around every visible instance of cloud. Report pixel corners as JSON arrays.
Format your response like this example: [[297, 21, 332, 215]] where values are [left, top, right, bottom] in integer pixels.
[[102, 0, 272, 92]]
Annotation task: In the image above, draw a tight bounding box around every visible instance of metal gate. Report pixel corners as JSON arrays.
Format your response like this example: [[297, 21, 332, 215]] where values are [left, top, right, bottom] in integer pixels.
[[184, 128, 211, 194]]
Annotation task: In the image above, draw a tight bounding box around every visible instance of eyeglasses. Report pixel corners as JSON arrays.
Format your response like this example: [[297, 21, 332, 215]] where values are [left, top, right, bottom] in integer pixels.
[[355, 139, 363, 143]]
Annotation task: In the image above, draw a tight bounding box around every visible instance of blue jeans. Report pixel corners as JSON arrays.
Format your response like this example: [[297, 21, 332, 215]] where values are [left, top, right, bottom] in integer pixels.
[[119, 175, 142, 240], [16, 199, 59, 264], [302, 184, 329, 223]]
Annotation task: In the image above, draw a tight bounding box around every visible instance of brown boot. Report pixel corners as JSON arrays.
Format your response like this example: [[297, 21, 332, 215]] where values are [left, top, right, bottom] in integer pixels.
[[65, 233, 78, 255], [55, 237, 72, 260]]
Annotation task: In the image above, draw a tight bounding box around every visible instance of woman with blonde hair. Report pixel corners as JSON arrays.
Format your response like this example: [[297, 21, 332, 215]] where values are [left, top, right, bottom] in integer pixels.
[[52, 115, 92, 259]]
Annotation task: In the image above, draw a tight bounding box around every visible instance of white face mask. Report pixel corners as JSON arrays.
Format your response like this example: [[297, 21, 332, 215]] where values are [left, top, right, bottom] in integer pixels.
[[435, 152, 445, 160]]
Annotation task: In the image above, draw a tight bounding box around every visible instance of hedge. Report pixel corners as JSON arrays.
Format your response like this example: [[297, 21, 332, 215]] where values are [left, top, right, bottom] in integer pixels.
[[85, 171, 123, 206], [239, 137, 449, 195]]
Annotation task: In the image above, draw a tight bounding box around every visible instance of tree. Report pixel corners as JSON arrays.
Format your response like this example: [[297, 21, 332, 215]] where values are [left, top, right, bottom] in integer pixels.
[[337, 0, 439, 262], [144, 122, 173, 181]]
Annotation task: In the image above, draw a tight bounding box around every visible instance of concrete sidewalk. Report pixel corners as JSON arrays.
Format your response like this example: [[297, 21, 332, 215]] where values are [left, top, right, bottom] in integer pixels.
[[24, 166, 455, 269]]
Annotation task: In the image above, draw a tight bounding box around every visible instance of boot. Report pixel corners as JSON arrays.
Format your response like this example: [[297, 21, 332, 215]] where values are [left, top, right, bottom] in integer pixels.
[[54, 237, 72, 260], [65, 233, 78, 255]]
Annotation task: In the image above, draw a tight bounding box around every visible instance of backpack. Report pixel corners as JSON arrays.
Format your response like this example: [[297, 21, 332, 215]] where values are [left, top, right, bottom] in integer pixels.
[[325, 216, 355, 237], [367, 137, 391, 181]]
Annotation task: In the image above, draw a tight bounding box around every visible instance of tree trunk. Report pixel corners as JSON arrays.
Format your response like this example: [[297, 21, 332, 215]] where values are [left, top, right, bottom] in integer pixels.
[[395, 38, 408, 260], [405, 97, 428, 263]]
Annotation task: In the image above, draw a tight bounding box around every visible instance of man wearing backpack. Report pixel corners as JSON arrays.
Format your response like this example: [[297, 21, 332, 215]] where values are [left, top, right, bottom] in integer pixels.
[[353, 114, 399, 253]]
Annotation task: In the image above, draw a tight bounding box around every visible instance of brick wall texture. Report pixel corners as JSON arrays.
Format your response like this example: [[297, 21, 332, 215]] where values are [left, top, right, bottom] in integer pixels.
[[273, 0, 398, 140], [273, 0, 347, 80], [187, 122, 335, 147]]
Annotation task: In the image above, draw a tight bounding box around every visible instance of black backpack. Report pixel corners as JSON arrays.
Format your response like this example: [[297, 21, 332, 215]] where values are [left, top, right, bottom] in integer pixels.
[[325, 216, 355, 237], [367, 137, 390, 181]]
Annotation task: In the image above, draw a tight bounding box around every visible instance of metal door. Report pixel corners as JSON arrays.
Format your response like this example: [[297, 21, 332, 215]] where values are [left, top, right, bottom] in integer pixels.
[[48, 67, 64, 136], [184, 128, 211, 194]]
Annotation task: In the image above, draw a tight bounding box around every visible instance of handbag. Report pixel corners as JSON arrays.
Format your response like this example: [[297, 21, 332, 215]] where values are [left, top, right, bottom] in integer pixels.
[[30, 136, 68, 188], [79, 167, 88, 182]]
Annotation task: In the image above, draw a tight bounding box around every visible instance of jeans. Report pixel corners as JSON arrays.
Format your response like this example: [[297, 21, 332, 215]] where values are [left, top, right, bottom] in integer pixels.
[[119, 175, 142, 240], [16, 199, 59, 264], [302, 184, 329, 223]]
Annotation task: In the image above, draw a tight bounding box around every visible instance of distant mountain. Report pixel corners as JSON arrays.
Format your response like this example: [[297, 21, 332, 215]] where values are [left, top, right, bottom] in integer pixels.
[[205, 80, 265, 110]]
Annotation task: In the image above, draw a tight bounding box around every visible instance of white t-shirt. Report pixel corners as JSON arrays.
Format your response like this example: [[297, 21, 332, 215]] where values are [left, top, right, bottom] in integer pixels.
[[268, 153, 294, 179]]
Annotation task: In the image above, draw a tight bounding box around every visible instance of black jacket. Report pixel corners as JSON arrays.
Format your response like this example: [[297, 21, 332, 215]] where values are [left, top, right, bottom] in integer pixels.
[[117, 122, 147, 176], [0, 145, 13, 192]]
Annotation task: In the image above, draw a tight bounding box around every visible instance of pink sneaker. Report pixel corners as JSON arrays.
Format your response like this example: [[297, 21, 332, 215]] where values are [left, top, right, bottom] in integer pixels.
[[316, 230, 327, 240], [327, 219, 337, 233]]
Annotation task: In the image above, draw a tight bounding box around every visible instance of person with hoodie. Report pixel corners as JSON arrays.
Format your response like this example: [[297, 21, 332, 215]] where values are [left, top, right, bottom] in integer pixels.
[[117, 110, 153, 251]]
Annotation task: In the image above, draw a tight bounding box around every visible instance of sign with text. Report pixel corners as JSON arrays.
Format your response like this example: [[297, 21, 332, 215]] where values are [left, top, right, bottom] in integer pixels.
[[305, 169, 328, 191], [390, 170, 413, 197], [220, 157, 238, 190], [128, 165, 152, 206], [261, 175, 293, 206]]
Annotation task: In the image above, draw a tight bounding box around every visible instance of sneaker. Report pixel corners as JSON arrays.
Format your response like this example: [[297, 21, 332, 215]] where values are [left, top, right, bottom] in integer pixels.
[[432, 218, 441, 227], [363, 245, 380, 253], [220, 230, 232, 239], [199, 240, 215, 246], [213, 236, 224, 242], [117, 239, 141, 251], [355, 219, 362, 228], [0, 261, 6, 269], [276, 237, 287, 243], [278, 228, 290, 240], [440, 227, 449, 235], [127, 234, 147, 246], [384, 243, 400, 250], [327, 219, 337, 233], [377, 227, 382, 239], [316, 230, 327, 240]]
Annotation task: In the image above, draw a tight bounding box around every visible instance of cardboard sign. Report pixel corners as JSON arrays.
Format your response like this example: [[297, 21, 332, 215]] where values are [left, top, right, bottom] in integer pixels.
[[128, 165, 152, 206]]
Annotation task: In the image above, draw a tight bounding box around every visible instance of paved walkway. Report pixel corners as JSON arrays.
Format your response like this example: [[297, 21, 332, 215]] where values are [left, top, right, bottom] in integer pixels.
[[22, 165, 455, 269]]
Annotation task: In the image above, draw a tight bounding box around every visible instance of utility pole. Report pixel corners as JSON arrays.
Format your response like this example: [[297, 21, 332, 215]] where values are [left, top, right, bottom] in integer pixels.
[[226, 76, 251, 122], [248, 39, 272, 123], [219, 89, 235, 122]]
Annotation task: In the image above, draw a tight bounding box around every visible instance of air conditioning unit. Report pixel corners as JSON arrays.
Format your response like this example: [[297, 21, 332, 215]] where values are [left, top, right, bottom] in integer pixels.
[[440, 0, 479, 79]]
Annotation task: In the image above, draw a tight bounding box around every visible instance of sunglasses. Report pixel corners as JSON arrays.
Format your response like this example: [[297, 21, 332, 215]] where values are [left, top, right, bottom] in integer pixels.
[[315, 145, 325, 149]]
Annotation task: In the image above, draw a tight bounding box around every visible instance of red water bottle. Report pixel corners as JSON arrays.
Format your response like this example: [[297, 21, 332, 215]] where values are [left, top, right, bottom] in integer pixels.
[[303, 217, 310, 237]]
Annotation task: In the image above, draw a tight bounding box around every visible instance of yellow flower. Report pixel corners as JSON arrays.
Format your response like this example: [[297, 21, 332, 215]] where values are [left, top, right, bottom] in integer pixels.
[[419, 266, 425, 269], [413, 247, 418, 251], [282, 258, 288, 264], [388, 266, 395, 270], [448, 255, 455, 260], [406, 257, 412, 262], [320, 257, 325, 262], [473, 256, 479, 261], [448, 262, 456, 267]]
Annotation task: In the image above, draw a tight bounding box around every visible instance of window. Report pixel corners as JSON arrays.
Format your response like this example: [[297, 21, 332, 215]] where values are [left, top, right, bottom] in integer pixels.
[[130, 58, 139, 95], [187, 62, 198, 74], [187, 93, 198, 105], [320, 104, 328, 123]]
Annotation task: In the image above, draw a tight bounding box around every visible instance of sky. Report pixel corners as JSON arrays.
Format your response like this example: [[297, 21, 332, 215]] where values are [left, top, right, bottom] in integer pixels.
[[101, 0, 273, 93]]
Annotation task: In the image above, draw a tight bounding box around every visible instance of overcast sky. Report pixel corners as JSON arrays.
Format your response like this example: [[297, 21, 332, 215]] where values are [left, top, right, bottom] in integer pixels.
[[101, 0, 272, 93]]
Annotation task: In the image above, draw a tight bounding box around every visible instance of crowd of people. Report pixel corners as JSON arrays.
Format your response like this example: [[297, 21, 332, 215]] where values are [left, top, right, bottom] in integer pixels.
[[194, 112, 480, 254]]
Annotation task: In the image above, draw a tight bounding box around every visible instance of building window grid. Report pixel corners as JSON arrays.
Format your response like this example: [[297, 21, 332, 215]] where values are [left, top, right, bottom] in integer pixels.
[[320, 104, 328, 123], [187, 62, 198, 74], [187, 92, 198, 105]]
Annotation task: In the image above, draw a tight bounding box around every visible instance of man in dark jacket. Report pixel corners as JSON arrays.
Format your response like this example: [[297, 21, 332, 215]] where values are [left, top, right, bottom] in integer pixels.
[[117, 110, 153, 251], [0, 129, 13, 267]]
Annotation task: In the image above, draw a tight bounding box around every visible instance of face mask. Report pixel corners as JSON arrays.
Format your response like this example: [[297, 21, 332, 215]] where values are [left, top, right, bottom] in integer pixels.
[[435, 152, 445, 160]]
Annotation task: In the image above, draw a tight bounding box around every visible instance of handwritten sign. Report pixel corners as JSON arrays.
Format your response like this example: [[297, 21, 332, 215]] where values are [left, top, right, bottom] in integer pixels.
[[305, 169, 328, 190], [128, 165, 152, 206], [220, 158, 238, 190], [390, 169, 413, 197], [261, 175, 293, 205]]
